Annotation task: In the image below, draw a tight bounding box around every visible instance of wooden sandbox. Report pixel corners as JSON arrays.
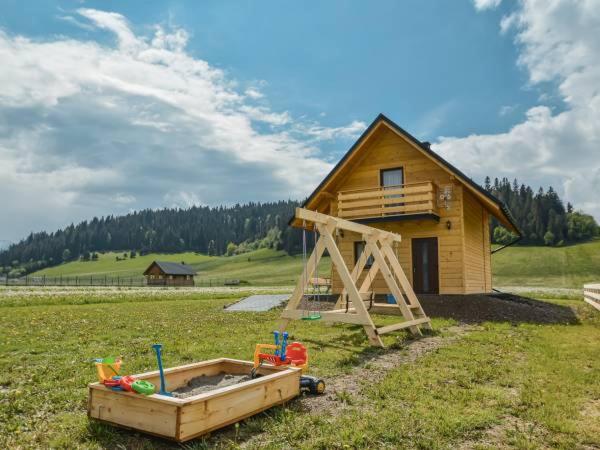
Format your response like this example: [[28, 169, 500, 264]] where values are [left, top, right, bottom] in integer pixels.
[[88, 358, 301, 442]]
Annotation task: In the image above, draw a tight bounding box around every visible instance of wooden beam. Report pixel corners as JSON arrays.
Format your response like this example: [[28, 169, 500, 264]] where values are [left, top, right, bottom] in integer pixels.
[[379, 238, 432, 330], [295, 207, 402, 243], [318, 221, 384, 347], [365, 236, 421, 336], [377, 317, 431, 335], [280, 309, 370, 325]]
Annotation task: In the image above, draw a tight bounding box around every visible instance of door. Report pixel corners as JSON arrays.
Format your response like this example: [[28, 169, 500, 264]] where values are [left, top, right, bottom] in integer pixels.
[[411, 237, 439, 294]]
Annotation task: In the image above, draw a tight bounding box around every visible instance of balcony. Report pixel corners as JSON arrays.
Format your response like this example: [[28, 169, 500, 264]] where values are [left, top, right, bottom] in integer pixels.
[[337, 181, 439, 223]]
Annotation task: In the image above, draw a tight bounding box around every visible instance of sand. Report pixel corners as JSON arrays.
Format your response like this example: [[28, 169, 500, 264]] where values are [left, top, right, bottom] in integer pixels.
[[171, 373, 251, 398]]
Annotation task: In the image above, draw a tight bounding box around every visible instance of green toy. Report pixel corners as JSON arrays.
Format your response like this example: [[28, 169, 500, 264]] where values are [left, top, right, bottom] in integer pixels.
[[132, 380, 155, 395]]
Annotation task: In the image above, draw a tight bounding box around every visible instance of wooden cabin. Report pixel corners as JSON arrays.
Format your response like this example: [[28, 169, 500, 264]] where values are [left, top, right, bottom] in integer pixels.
[[143, 261, 196, 286], [295, 114, 520, 295]]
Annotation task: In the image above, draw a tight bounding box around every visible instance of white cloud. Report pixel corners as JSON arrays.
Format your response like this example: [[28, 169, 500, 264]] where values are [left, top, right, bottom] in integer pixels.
[[473, 0, 503, 11], [0, 9, 364, 241], [498, 104, 517, 116], [438, 0, 600, 222]]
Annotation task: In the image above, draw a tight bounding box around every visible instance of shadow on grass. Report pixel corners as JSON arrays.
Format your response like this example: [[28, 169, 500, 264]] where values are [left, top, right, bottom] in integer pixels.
[[418, 293, 580, 325]]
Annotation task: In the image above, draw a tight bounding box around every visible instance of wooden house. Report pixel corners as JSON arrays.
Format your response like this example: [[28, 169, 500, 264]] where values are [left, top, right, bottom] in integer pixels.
[[294, 114, 520, 295], [143, 261, 196, 286]]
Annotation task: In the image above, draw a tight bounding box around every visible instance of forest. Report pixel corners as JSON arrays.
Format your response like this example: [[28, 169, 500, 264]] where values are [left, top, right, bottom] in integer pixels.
[[1, 178, 597, 277], [485, 177, 598, 246]]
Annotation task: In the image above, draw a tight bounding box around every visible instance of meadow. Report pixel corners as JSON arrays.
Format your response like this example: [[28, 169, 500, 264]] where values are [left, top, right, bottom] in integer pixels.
[[1, 287, 598, 449], [32, 239, 600, 289]]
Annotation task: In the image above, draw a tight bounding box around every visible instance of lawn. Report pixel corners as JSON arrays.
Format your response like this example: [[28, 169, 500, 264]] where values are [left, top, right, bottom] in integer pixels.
[[32, 240, 600, 289], [492, 239, 600, 288], [1, 288, 598, 449], [33, 249, 332, 286]]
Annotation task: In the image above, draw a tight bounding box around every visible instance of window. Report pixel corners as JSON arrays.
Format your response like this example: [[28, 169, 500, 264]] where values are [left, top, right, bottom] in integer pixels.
[[380, 167, 404, 188], [380, 167, 404, 207], [354, 241, 374, 269]]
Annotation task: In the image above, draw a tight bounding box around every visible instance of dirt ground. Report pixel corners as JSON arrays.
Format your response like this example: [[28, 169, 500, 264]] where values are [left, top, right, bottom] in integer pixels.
[[299, 292, 578, 325], [419, 292, 578, 324]]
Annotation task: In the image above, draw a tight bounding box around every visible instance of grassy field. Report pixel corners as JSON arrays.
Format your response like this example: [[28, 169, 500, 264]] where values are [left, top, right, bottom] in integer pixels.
[[33, 249, 331, 286], [492, 239, 600, 288], [32, 239, 600, 288], [1, 287, 598, 449]]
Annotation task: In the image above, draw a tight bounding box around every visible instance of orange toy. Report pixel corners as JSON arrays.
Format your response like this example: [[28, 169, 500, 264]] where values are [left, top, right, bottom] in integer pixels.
[[253, 341, 308, 372]]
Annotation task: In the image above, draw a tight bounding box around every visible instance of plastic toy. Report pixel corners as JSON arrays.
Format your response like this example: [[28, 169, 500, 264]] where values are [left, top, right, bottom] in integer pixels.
[[94, 357, 122, 382], [119, 375, 136, 392], [152, 344, 172, 397], [132, 380, 155, 395], [252, 331, 325, 395], [102, 376, 122, 388]]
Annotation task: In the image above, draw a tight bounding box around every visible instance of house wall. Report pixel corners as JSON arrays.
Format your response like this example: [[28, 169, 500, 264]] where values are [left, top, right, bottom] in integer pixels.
[[462, 190, 492, 293], [145, 265, 195, 286], [329, 127, 467, 295]]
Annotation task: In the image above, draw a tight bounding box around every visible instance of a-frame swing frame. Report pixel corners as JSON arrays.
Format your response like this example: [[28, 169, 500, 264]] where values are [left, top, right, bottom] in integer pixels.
[[280, 208, 431, 347]]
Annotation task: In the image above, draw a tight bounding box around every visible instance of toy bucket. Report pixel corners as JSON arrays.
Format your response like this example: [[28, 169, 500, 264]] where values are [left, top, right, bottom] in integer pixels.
[[95, 357, 122, 382]]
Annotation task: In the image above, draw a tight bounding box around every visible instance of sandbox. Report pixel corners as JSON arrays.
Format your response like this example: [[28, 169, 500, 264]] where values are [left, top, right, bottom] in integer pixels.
[[88, 358, 301, 442]]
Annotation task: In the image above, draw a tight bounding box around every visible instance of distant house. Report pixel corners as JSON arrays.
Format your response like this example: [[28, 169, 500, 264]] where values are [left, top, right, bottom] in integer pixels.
[[143, 261, 196, 286]]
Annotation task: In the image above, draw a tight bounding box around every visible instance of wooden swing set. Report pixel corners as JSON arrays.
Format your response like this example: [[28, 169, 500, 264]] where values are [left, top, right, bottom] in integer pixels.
[[279, 208, 431, 347]]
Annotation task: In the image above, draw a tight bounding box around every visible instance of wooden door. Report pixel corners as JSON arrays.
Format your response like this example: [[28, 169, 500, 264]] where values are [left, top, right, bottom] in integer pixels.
[[411, 237, 439, 294]]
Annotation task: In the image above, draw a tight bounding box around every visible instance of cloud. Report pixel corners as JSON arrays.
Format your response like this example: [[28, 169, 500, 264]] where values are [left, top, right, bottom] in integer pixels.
[[0, 9, 364, 241], [473, 0, 503, 11], [498, 104, 517, 116], [438, 0, 600, 222]]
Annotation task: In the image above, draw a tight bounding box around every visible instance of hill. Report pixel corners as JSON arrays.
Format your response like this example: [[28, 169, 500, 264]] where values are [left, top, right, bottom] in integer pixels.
[[31, 240, 600, 288], [491, 239, 600, 288], [33, 248, 332, 286]]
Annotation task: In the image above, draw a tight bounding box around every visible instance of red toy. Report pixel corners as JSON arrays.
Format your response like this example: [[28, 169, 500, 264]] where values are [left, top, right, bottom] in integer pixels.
[[119, 375, 136, 392]]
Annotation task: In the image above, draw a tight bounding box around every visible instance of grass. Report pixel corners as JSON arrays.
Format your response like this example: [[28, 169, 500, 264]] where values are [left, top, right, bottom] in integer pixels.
[[33, 249, 331, 286], [492, 239, 600, 288], [1, 288, 598, 449], [32, 240, 600, 289]]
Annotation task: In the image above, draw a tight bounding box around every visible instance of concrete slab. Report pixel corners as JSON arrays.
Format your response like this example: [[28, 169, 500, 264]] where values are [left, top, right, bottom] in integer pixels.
[[225, 294, 289, 312]]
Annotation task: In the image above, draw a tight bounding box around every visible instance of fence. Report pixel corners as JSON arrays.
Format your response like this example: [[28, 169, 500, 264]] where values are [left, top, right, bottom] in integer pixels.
[[0, 275, 241, 288], [583, 283, 600, 311]]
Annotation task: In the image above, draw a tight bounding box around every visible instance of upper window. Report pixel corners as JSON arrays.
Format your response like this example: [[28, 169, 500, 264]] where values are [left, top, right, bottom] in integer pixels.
[[354, 241, 374, 269], [380, 167, 404, 188]]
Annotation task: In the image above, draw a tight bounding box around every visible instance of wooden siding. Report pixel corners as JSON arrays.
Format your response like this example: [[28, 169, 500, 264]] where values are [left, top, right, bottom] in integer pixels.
[[462, 190, 492, 293], [330, 127, 466, 295], [145, 265, 194, 287]]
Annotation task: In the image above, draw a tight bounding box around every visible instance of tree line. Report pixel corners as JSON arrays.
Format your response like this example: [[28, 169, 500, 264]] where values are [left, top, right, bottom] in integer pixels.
[[1, 177, 598, 277], [485, 177, 598, 245], [0, 200, 306, 277]]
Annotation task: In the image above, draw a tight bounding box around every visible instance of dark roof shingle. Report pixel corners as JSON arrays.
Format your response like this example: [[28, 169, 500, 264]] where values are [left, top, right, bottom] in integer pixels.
[[144, 261, 196, 276]]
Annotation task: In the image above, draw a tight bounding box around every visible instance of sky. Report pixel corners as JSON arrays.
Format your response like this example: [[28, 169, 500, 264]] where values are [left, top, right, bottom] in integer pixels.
[[0, 0, 599, 243]]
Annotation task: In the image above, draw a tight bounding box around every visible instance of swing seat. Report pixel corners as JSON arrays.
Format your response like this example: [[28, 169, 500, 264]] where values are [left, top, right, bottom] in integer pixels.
[[301, 314, 321, 321]]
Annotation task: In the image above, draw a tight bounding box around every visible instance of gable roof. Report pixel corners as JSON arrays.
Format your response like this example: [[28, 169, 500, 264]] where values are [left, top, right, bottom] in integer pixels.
[[298, 113, 521, 235], [143, 261, 196, 276]]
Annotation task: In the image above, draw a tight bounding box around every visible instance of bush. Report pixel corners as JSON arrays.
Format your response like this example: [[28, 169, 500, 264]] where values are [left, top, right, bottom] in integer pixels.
[[544, 231, 555, 246], [493, 226, 515, 245], [226, 242, 237, 256]]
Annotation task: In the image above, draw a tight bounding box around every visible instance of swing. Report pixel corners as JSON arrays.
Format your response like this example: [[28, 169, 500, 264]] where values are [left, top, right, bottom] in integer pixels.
[[279, 208, 432, 347], [301, 221, 322, 321]]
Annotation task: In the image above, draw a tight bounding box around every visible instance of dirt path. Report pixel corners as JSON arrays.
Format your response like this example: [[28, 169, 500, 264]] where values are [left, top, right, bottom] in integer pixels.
[[298, 324, 476, 414]]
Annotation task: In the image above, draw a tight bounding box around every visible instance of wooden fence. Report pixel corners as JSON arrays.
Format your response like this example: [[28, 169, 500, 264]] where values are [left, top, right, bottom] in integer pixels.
[[583, 283, 600, 311], [0, 275, 241, 288]]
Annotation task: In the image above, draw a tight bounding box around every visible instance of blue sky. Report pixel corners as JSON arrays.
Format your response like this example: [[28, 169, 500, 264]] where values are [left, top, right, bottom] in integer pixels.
[[0, 0, 598, 242]]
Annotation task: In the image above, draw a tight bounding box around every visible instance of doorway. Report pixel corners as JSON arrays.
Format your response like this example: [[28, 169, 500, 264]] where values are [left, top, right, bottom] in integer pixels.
[[411, 237, 439, 294]]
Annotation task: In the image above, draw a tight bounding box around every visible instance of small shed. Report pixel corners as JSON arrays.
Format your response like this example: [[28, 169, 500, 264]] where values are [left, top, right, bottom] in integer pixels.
[[143, 261, 196, 286]]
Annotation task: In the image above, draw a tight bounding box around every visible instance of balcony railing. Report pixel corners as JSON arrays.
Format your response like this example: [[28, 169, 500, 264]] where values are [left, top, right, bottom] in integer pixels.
[[337, 181, 438, 220]]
